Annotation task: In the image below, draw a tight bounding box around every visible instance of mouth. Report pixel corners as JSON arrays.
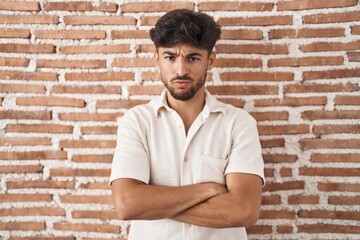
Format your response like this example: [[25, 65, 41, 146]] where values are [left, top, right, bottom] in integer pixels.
[[173, 80, 191, 88]]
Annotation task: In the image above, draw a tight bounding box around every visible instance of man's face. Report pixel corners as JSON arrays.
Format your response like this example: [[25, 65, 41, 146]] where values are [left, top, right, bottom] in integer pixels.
[[155, 43, 215, 101]]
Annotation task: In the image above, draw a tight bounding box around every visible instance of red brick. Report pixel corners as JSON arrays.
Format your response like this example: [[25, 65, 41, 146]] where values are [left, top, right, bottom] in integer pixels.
[[0, 110, 51, 120], [81, 126, 117, 135], [37, 59, 106, 69], [318, 182, 360, 192], [269, 28, 344, 39], [246, 225, 273, 234], [58, 112, 122, 122], [207, 85, 278, 95], [300, 139, 360, 149], [9, 237, 74, 240], [329, 196, 360, 205], [0, 15, 59, 24], [250, 111, 288, 121], [219, 16, 292, 26], [6, 124, 73, 133], [65, 72, 133, 81], [52, 85, 121, 94], [7, 180, 74, 189], [352, 25, 360, 35], [72, 154, 113, 163], [214, 58, 262, 68], [304, 11, 360, 24], [0, 57, 29, 67], [0, 28, 31, 38], [136, 44, 155, 53], [299, 210, 360, 221], [261, 138, 285, 148], [288, 195, 319, 204], [0, 1, 40, 11], [258, 124, 309, 135], [53, 222, 119, 234], [262, 195, 281, 205], [64, 15, 135, 25], [255, 97, 327, 107], [44, 2, 117, 12], [298, 224, 360, 234], [199, 2, 273, 11], [50, 168, 110, 177], [36, 30, 105, 39], [72, 210, 117, 220], [96, 99, 149, 109], [311, 153, 360, 163], [0, 84, 45, 93], [60, 140, 116, 149], [128, 85, 165, 96], [0, 151, 67, 160], [284, 83, 358, 93], [217, 98, 245, 108], [61, 195, 112, 204], [263, 181, 305, 192], [220, 72, 293, 81], [217, 44, 288, 54], [348, 51, 360, 61], [268, 56, 343, 67], [0, 165, 43, 174], [277, 225, 293, 234], [140, 16, 159, 26], [278, 168, 291, 177], [0, 194, 52, 202], [60, 44, 130, 54], [303, 68, 360, 80], [79, 182, 109, 190], [260, 210, 295, 219], [263, 154, 297, 164], [335, 95, 360, 105], [0, 71, 57, 81], [299, 167, 360, 176], [141, 72, 159, 82], [300, 40, 360, 52], [313, 124, 360, 134], [0, 222, 45, 231], [264, 168, 275, 178], [0, 44, 55, 53], [122, 2, 193, 12], [0, 207, 65, 216], [113, 58, 155, 67], [16, 96, 85, 107], [301, 110, 360, 120], [111, 30, 149, 39], [278, 0, 356, 10], [0, 137, 51, 146]]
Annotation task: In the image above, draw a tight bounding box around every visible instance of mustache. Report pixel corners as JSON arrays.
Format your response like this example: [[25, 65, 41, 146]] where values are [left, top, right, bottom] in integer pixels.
[[170, 75, 193, 81]]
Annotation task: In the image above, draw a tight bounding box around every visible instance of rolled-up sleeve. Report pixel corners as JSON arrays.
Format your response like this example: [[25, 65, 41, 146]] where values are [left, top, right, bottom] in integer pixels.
[[109, 112, 150, 185]]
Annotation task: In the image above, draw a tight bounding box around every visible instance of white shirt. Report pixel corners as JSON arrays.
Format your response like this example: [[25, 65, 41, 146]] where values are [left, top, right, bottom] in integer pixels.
[[110, 90, 265, 240]]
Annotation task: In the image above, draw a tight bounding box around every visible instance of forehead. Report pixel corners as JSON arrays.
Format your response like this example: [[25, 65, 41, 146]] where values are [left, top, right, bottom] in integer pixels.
[[157, 43, 208, 56]]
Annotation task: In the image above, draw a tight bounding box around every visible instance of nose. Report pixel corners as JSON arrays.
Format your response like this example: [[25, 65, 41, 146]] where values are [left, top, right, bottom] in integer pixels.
[[175, 57, 189, 77]]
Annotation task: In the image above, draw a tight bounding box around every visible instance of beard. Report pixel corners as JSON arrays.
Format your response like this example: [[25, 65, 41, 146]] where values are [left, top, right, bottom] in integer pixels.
[[161, 72, 207, 101]]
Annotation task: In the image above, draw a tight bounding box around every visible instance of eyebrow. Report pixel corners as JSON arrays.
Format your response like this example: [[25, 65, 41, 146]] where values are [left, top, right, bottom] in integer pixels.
[[162, 51, 203, 57]]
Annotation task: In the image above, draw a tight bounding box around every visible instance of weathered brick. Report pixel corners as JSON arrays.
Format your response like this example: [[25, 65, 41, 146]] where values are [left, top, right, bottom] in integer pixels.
[[64, 15, 136, 25], [0, 165, 43, 174], [0, 110, 51, 120], [334, 95, 360, 105], [0, 84, 45, 93], [60, 44, 130, 54], [52, 85, 121, 94], [59, 140, 116, 149], [262, 154, 297, 164], [128, 85, 165, 95], [311, 153, 360, 163], [7, 180, 74, 189], [216, 44, 288, 54], [255, 97, 327, 107], [352, 25, 360, 35], [72, 210, 117, 220], [81, 126, 117, 135], [284, 83, 358, 93], [262, 195, 281, 205], [61, 195, 112, 204], [0, 222, 45, 231], [246, 225, 273, 234], [263, 181, 305, 192], [140, 16, 159, 26], [268, 56, 343, 67], [219, 16, 292, 26], [258, 124, 309, 135], [250, 111, 288, 121], [0, 28, 31, 38], [9, 236, 75, 240], [0, 71, 57, 81], [288, 195, 319, 204], [261, 138, 285, 148], [260, 210, 296, 219], [0, 1, 40, 11], [0, 44, 55, 53], [50, 168, 110, 177], [72, 154, 113, 163], [300, 40, 360, 52], [303, 68, 360, 80], [0, 194, 52, 202], [113, 58, 155, 67], [220, 72, 293, 81], [0, 137, 51, 146], [214, 58, 262, 68], [79, 182, 109, 190], [122, 2, 194, 12], [65, 72, 134, 81], [44, 2, 117, 12], [0, 207, 65, 216], [111, 30, 149, 39], [301, 110, 360, 120], [348, 51, 360, 61], [0, 151, 67, 160], [199, 2, 273, 11], [0, 57, 29, 67], [298, 224, 360, 234], [217, 98, 245, 108], [53, 222, 119, 234], [278, 0, 356, 10], [36, 30, 105, 39], [58, 112, 122, 122], [300, 139, 360, 149], [299, 167, 360, 176], [313, 124, 360, 134], [16, 96, 85, 107], [318, 182, 360, 192], [136, 44, 156, 53], [37, 59, 106, 69], [277, 225, 293, 234], [329, 196, 360, 205], [6, 124, 73, 133], [207, 85, 278, 95], [298, 210, 360, 221], [0, 15, 59, 24], [269, 28, 345, 39], [264, 168, 275, 178], [304, 11, 360, 24], [97, 99, 148, 109]]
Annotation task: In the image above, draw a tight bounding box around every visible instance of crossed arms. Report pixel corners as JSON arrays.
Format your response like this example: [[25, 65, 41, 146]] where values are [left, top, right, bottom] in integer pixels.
[[111, 172, 262, 228]]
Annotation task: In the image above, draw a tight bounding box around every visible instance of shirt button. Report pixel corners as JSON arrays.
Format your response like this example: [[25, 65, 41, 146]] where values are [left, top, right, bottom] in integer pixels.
[[184, 156, 188, 162], [186, 223, 192, 228]]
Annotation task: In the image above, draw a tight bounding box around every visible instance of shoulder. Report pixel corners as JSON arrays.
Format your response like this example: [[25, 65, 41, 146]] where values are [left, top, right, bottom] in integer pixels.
[[216, 100, 256, 128], [118, 100, 155, 125]]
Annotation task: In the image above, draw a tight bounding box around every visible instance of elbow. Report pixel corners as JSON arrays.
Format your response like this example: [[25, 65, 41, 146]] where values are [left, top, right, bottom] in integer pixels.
[[112, 194, 136, 220], [230, 207, 260, 228]]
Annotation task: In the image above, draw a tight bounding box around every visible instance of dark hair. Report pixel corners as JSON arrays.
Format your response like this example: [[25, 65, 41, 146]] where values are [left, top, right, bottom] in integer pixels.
[[150, 9, 221, 54]]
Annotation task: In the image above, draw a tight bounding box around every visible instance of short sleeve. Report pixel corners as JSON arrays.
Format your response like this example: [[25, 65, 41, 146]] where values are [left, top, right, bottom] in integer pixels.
[[109, 112, 150, 185], [225, 118, 265, 185]]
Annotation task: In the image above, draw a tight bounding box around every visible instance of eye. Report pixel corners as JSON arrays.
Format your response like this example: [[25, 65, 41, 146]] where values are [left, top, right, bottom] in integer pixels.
[[165, 55, 175, 61], [188, 56, 200, 61]]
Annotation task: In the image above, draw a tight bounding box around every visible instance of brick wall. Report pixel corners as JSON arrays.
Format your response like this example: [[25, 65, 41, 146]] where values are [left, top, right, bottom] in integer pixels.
[[0, 0, 359, 239]]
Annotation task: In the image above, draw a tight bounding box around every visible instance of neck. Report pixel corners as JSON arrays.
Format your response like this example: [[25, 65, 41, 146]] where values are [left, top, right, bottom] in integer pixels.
[[166, 88, 206, 133]]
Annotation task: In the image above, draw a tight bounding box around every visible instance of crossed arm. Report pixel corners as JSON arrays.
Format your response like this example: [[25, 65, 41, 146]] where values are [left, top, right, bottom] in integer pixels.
[[111, 172, 262, 228]]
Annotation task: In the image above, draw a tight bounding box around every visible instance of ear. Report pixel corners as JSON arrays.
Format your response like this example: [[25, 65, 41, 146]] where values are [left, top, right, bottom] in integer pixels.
[[154, 50, 160, 68], [207, 51, 216, 70]]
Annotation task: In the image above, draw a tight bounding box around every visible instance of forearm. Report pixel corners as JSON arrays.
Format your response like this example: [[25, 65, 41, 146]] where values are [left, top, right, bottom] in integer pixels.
[[111, 179, 226, 220]]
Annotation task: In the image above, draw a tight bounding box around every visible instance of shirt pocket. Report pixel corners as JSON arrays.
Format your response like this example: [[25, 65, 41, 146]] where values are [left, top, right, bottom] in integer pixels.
[[196, 155, 229, 185]]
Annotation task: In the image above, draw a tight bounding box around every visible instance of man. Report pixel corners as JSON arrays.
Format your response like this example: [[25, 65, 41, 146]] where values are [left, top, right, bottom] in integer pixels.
[[110, 9, 265, 240]]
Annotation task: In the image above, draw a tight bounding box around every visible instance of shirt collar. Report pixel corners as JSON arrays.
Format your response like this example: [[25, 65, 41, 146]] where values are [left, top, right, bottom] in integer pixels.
[[151, 89, 226, 117]]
